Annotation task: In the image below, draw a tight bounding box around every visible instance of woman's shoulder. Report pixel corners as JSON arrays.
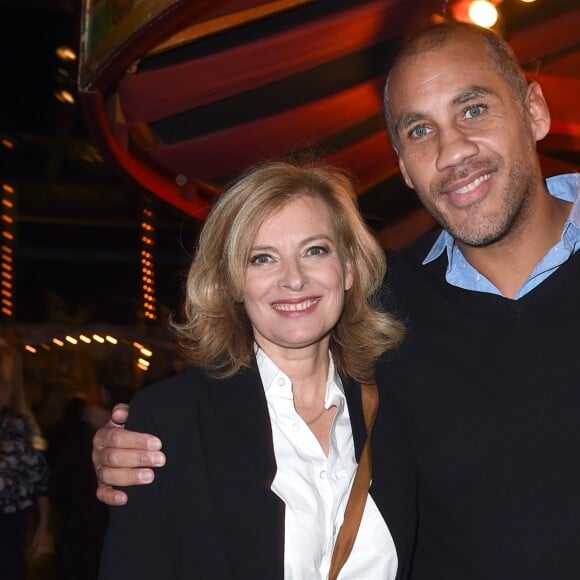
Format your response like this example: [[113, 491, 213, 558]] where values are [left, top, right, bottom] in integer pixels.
[[128, 363, 259, 424], [124, 367, 214, 435], [125, 364, 259, 439], [133, 366, 213, 404]]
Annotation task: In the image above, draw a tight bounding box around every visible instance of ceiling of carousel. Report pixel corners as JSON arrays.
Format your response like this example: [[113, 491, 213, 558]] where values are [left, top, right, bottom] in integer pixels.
[[1, 0, 579, 324]]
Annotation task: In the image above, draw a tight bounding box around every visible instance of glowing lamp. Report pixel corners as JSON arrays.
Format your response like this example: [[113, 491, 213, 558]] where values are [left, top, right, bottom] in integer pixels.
[[468, 0, 499, 28]]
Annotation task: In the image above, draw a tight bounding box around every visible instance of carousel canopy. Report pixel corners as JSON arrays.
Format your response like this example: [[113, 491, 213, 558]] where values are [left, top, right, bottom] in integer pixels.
[[78, 0, 580, 248]]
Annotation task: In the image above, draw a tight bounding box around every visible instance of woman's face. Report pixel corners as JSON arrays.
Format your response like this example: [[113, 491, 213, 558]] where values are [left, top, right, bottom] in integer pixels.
[[243, 195, 353, 358]]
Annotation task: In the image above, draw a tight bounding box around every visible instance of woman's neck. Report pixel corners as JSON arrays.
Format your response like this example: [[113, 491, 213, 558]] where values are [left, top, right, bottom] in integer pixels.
[[260, 341, 331, 405]]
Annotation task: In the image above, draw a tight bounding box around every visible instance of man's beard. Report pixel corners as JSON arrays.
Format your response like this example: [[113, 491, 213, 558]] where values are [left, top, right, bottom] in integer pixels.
[[425, 154, 536, 248]]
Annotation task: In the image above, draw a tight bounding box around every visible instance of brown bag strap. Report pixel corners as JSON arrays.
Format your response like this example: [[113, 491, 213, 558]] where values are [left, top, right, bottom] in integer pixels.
[[328, 381, 379, 580]]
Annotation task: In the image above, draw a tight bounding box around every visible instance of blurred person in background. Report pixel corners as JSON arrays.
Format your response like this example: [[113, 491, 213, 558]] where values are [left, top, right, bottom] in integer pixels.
[[0, 327, 50, 580], [48, 380, 134, 580]]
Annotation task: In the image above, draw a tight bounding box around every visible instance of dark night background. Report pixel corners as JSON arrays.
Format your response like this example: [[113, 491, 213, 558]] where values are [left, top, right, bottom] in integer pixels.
[[0, 1, 200, 327]]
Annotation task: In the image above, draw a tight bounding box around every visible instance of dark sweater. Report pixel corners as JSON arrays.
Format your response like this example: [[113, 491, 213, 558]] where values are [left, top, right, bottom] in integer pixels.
[[375, 235, 580, 579]]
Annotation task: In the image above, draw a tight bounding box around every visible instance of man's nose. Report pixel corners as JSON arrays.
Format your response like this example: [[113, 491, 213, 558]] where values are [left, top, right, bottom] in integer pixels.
[[436, 125, 479, 172]]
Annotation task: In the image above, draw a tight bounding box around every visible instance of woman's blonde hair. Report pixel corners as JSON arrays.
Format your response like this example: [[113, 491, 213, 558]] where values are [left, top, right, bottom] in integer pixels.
[[172, 158, 404, 382]]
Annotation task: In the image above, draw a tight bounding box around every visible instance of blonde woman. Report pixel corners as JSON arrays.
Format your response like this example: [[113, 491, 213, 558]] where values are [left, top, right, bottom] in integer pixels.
[[98, 159, 413, 580]]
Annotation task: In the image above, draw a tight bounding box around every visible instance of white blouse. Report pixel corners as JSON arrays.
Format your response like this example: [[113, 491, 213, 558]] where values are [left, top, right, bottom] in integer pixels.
[[256, 348, 397, 579]]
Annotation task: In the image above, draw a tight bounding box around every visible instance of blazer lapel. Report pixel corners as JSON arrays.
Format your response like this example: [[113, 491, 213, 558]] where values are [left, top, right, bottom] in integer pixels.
[[206, 361, 277, 487], [199, 361, 285, 578]]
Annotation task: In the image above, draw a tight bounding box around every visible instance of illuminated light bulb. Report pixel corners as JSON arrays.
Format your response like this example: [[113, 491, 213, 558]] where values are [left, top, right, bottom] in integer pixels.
[[54, 89, 75, 104], [520, 0, 535, 3], [65, 336, 78, 344], [105, 335, 118, 344], [92, 334, 105, 343], [56, 45, 77, 61], [25, 345, 37, 353], [79, 335, 91, 343], [468, 0, 498, 28], [53, 338, 64, 347]]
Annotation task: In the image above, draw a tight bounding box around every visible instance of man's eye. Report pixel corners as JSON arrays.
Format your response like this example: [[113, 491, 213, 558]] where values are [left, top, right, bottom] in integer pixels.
[[464, 104, 486, 119], [409, 125, 430, 139]]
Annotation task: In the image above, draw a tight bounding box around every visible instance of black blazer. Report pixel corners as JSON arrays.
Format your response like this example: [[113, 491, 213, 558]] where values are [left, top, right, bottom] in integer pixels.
[[98, 362, 416, 580]]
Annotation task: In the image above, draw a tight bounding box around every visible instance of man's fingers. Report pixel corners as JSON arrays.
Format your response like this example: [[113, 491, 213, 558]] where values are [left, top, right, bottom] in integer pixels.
[[97, 484, 128, 506], [96, 447, 165, 471], [96, 464, 157, 487], [110, 403, 130, 426], [93, 425, 162, 451]]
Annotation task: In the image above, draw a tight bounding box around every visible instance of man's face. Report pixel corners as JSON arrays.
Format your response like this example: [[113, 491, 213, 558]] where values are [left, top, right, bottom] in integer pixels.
[[388, 36, 548, 248]]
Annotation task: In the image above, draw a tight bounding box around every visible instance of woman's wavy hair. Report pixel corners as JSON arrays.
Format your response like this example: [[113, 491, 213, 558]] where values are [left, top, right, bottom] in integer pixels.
[[172, 158, 404, 381]]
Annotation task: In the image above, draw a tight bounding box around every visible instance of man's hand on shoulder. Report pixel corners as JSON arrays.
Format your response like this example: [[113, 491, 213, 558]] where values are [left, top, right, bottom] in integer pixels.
[[92, 403, 166, 506]]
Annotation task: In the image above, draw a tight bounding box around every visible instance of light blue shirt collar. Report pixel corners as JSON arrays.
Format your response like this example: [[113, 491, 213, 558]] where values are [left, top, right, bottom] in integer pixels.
[[422, 173, 580, 299]]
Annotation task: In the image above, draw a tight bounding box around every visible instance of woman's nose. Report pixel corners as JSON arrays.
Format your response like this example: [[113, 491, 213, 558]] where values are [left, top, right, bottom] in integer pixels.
[[279, 259, 308, 291]]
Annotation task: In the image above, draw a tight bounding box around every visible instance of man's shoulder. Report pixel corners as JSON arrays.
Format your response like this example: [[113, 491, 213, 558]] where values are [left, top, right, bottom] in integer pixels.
[[380, 229, 447, 316], [387, 229, 441, 270], [385, 229, 447, 289]]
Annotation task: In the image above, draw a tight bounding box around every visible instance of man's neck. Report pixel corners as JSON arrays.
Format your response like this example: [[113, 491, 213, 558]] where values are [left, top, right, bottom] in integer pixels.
[[458, 194, 572, 299]]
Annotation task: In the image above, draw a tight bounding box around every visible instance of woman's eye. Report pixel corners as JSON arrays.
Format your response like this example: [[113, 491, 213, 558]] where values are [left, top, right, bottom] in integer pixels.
[[249, 254, 271, 265], [306, 245, 328, 257]]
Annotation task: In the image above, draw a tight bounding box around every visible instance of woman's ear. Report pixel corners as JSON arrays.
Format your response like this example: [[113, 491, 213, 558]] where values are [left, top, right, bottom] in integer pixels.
[[344, 258, 354, 291]]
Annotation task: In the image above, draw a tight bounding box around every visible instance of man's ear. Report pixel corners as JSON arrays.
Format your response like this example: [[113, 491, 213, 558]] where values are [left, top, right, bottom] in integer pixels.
[[397, 155, 415, 190], [525, 81, 551, 142]]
